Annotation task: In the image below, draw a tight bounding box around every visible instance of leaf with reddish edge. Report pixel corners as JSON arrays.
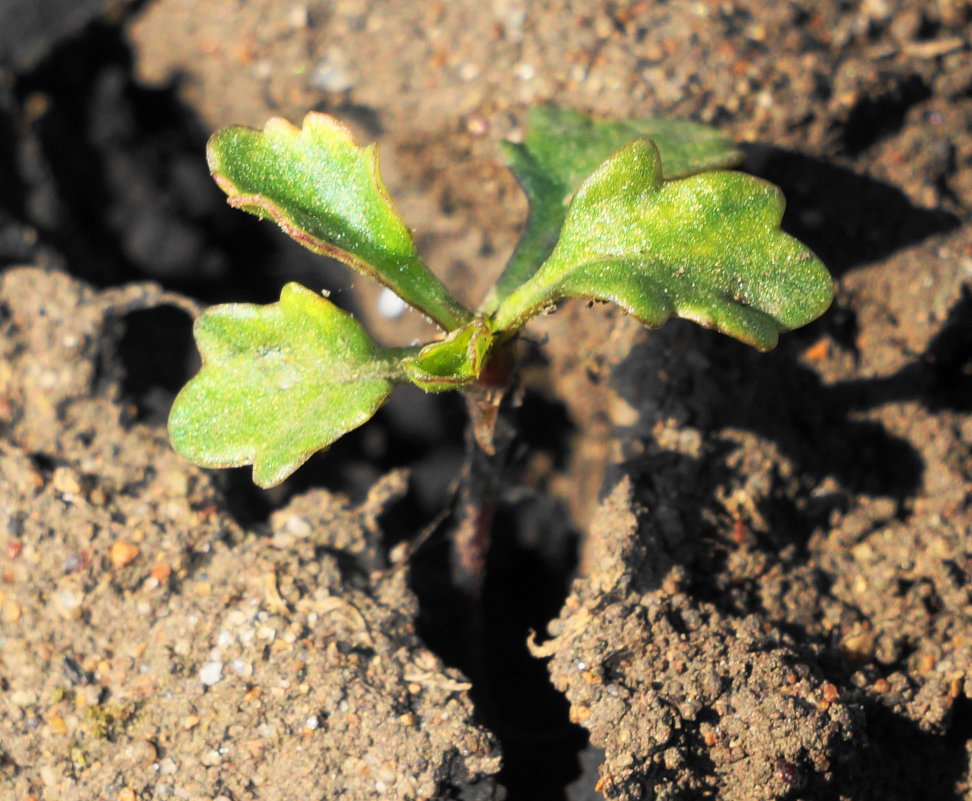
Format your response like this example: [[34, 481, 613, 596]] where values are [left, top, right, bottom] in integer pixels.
[[207, 113, 472, 331]]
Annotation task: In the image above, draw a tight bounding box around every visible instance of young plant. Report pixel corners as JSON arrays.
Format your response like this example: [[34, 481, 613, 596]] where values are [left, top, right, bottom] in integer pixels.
[[168, 107, 833, 489]]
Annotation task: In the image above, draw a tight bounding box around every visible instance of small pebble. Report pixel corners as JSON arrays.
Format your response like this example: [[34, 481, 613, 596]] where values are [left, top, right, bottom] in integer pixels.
[[257, 625, 277, 641], [465, 115, 489, 136], [311, 50, 354, 92], [51, 466, 82, 496], [11, 689, 37, 707], [48, 714, 67, 735], [110, 541, 139, 568], [3, 598, 21, 623], [514, 62, 536, 80], [458, 62, 479, 81], [231, 659, 253, 677], [284, 516, 312, 537], [226, 609, 249, 627], [377, 288, 407, 319], [288, 5, 308, 29], [199, 661, 223, 686], [55, 589, 81, 620], [63, 553, 83, 572]]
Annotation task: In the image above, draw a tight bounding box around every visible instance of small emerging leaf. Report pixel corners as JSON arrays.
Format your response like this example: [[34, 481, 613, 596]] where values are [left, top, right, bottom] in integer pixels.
[[486, 107, 743, 310], [208, 113, 471, 331], [168, 283, 403, 488], [402, 318, 494, 392], [493, 139, 833, 351]]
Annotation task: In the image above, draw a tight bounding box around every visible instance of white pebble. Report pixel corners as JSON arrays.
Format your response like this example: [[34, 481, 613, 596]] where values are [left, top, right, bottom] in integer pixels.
[[284, 516, 312, 537], [377, 288, 407, 319], [199, 661, 223, 686], [458, 62, 480, 81], [231, 659, 253, 677], [226, 609, 248, 627], [514, 62, 536, 80], [10, 689, 37, 707], [257, 625, 277, 641], [311, 50, 354, 92]]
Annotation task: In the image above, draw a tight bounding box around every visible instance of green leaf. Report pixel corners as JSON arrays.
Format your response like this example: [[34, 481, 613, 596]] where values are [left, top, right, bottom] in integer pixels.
[[208, 113, 472, 331], [168, 283, 405, 488], [402, 318, 494, 392], [492, 139, 834, 351], [485, 106, 743, 311]]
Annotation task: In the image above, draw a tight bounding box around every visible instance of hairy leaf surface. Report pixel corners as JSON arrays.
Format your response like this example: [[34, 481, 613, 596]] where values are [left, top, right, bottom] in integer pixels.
[[493, 139, 833, 351], [208, 113, 471, 331], [488, 107, 743, 309], [168, 283, 402, 488]]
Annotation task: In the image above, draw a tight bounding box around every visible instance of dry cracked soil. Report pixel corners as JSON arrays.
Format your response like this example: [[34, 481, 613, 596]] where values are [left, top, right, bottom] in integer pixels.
[[1, 1, 971, 800]]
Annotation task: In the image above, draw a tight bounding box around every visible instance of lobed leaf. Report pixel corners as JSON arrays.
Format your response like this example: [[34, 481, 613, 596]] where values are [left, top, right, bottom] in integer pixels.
[[168, 283, 404, 488], [492, 139, 834, 351], [208, 113, 471, 331], [486, 107, 743, 310]]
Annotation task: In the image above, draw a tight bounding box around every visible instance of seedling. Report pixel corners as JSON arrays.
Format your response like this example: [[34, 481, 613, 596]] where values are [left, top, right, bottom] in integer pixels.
[[169, 107, 833, 491]]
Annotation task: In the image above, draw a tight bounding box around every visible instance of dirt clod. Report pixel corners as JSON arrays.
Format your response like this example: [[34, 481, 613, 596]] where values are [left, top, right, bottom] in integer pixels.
[[0, 269, 499, 801]]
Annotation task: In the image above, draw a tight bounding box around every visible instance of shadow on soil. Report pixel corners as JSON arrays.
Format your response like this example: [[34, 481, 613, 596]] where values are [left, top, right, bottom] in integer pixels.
[[743, 146, 961, 280], [688, 280, 972, 507], [820, 696, 972, 801], [7, 20, 350, 304], [406, 392, 591, 801], [613, 270, 972, 546], [12, 18, 970, 801]]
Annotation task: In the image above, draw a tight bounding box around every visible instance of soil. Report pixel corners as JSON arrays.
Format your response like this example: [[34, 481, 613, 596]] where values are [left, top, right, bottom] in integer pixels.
[[0, 1, 971, 800]]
